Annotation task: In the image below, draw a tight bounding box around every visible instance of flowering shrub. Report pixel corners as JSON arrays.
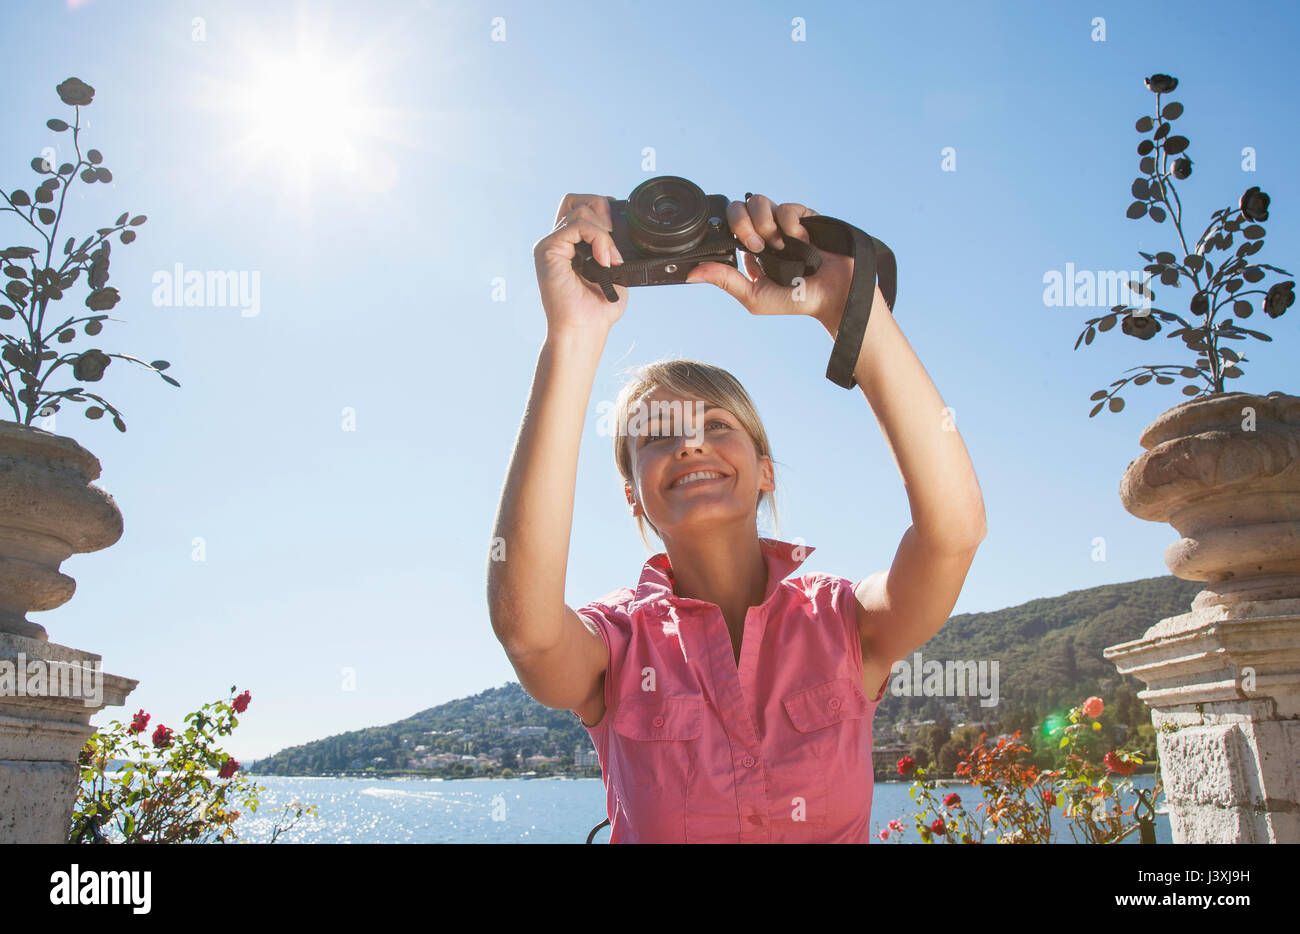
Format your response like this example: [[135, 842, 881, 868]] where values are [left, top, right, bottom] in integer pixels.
[[880, 696, 1162, 844], [70, 686, 316, 843]]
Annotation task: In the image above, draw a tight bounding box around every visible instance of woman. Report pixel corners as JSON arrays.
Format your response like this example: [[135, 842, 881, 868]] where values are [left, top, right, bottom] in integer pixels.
[[487, 191, 987, 843]]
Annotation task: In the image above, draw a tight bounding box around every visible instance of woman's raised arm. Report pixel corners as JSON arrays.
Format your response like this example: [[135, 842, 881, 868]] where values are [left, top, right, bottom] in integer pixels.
[[486, 194, 626, 713]]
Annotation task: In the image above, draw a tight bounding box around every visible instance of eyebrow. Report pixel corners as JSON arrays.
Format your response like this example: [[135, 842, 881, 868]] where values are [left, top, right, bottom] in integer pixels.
[[643, 403, 729, 422]]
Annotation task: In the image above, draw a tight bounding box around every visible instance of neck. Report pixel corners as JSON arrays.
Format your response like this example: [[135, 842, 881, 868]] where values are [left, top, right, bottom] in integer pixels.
[[661, 523, 769, 624]]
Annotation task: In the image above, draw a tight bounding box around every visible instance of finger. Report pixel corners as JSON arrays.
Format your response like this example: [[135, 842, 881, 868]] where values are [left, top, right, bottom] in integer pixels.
[[554, 193, 614, 230], [543, 216, 622, 267], [745, 194, 783, 250], [774, 203, 815, 243], [685, 261, 756, 308], [727, 200, 766, 254], [554, 207, 623, 266]]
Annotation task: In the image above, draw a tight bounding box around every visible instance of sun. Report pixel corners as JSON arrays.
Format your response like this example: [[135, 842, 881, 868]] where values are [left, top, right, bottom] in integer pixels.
[[235, 49, 373, 174], [197, 24, 403, 208]]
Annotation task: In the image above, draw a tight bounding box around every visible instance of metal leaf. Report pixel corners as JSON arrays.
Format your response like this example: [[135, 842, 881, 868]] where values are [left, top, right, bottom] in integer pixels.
[[1126, 201, 1148, 219], [1161, 101, 1184, 120], [1164, 136, 1189, 155], [1149, 206, 1166, 223]]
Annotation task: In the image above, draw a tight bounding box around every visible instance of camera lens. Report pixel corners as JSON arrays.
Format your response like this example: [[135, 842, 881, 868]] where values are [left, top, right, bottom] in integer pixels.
[[626, 176, 709, 255]]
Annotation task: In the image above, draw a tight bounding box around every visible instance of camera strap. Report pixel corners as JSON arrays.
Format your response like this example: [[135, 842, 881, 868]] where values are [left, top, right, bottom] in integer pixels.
[[750, 213, 898, 390]]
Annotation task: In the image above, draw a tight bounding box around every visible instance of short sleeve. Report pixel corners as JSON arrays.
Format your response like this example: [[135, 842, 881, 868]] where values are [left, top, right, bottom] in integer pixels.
[[829, 573, 889, 705], [572, 602, 616, 730]]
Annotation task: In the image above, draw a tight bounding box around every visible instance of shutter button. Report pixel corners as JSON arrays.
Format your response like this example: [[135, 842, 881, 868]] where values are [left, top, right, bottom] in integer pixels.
[[742, 754, 755, 768], [829, 697, 841, 710], [652, 715, 665, 728]]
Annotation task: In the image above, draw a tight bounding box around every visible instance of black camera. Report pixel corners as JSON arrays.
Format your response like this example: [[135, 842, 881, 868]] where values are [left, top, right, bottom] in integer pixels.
[[567, 176, 900, 392], [571, 176, 748, 292]]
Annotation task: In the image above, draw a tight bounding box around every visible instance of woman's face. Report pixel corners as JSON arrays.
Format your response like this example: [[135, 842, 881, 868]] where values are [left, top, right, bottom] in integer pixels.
[[624, 389, 773, 538]]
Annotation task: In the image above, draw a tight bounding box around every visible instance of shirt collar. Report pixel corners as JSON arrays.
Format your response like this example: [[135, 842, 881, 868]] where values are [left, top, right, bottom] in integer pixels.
[[630, 537, 815, 615]]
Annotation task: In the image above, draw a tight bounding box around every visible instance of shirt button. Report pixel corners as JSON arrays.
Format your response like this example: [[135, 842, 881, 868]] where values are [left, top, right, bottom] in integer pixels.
[[828, 697, 841, 710], [742, 754, 755, 768], [652, 715, 665, 728]]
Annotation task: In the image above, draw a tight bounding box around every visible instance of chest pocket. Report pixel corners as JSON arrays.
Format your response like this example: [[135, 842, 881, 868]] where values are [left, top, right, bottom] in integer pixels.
[[778, 677, 872, 839], [612, 694, 703, 741], [782, 677, 869, 735], [609, 694, 703, 843]]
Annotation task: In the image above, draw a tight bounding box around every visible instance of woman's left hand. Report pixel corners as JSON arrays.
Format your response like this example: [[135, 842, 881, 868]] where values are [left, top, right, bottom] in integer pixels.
[[685, 193, 853, 325]]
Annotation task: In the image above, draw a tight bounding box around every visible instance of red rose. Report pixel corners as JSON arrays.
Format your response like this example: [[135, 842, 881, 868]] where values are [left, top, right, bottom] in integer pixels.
[[1042, 790, 1057, 807], [1104, 751, 1137, 776], [897, 756, 916, 777], [1082, 696, 1104, 719], [128, 709, 150, 734], [218, 757, 240, 779], [944, 792, 962, 808], [232, 690, 251, 714], [930, 818, 946, 836], [151, 724, 173, 749]]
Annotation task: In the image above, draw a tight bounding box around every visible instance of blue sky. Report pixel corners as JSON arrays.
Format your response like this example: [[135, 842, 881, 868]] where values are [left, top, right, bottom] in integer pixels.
[[2, 0, 1296, 759]]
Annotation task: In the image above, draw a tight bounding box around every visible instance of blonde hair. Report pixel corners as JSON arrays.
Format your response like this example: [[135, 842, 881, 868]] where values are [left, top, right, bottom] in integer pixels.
[[612, 358, 781, 551]]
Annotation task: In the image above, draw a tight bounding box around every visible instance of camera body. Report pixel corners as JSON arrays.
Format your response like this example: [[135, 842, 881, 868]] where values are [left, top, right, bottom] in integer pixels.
[[572, 176, 741, 289]]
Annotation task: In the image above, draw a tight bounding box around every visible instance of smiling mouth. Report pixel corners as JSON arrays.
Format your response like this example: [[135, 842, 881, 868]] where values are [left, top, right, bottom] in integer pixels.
[[669, 472, 729, 491]]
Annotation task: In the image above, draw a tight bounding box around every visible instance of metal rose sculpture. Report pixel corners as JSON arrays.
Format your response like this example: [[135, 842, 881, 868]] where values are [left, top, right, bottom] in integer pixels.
[[0, 77, 177, 432], [1076, 73, 1294, 417]]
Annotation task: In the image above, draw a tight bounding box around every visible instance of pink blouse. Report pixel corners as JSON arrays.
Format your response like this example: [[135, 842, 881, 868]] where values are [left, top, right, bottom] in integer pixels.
[[573, 537, 889, 843]]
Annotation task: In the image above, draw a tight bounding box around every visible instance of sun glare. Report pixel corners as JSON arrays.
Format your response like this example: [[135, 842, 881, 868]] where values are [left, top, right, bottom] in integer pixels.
[[197, 22, 404, 209], [234, 49, 374, 175]]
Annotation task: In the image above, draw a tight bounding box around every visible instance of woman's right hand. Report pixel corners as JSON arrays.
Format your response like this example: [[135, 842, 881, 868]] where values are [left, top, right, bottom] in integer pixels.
[[533, 193, 629, 334]]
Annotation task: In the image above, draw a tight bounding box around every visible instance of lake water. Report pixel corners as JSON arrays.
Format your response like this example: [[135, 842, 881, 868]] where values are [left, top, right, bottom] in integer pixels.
[[222, 774, 1172, 844]]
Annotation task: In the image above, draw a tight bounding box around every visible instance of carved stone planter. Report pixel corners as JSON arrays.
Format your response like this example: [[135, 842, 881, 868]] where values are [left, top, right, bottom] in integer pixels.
[[1104, 391, 1300, 843], [0, 422, 137, 842]]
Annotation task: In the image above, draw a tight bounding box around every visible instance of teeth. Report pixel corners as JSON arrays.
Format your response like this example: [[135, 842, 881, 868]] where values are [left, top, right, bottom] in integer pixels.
[[672, 471, 724, 489]]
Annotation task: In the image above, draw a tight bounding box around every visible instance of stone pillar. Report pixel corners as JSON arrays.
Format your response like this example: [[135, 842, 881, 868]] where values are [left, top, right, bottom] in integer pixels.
[[1104, 391, 1300, 843], [0, 633, 138, 842], [0, 422, 137, 842]]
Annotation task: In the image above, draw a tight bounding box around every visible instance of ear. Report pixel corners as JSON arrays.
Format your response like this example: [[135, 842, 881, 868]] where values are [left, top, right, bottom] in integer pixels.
[[625, 482, 640, 514], [758, 455, 775, 493]]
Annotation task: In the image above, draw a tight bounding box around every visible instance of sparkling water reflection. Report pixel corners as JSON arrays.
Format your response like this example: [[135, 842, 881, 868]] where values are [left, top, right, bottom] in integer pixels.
[[221, 773, 1170, 844]]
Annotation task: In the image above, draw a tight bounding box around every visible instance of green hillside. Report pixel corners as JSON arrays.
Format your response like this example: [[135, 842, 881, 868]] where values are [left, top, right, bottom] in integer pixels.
[[248, 574, 1202, 778]]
